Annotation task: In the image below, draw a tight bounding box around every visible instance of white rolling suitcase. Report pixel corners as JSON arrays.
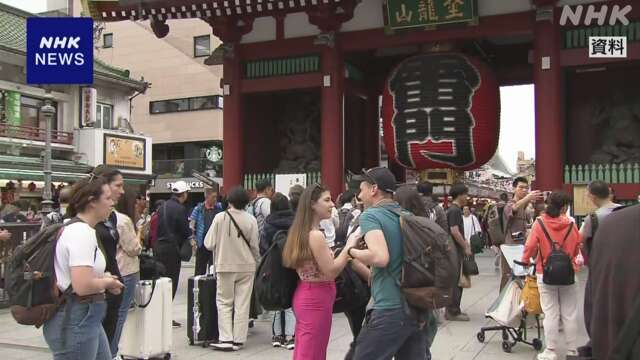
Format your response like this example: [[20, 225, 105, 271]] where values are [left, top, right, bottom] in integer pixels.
[[120, 277, 173, 359]]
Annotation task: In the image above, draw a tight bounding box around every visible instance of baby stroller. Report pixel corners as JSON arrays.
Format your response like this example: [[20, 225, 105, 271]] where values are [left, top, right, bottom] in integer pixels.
[[476, 244, 543, 353]]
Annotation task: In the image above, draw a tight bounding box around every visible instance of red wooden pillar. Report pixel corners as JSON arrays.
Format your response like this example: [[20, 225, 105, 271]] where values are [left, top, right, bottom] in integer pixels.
[[320, 44, 345, 198], [533, 4, 564, 191], [222, 54, 244, 191], [363, 86, 381, 169]]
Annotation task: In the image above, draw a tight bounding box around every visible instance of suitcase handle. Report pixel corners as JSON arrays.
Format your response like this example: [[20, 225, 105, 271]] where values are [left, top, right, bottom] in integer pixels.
[[137, 279, 157, 308]]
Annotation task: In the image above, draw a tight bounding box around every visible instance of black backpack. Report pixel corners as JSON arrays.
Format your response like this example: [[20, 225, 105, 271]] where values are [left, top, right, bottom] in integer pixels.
[[381, 205, 459, 311], [254, 230, 299, 310], [538, 219, 576, 286], [332, 247, 370, 314], [334, 207, 356, 248], [5, 218, 81, 327]]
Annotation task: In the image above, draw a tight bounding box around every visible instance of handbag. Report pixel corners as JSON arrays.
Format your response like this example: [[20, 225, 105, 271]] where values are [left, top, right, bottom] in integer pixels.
[[462, 255, 479, 276], [469, 217, 484, 254], [458, 272, 471, 288], [161, 203, 193, 262], [458, 263, 471, 288], [520, 275, 542, 315]]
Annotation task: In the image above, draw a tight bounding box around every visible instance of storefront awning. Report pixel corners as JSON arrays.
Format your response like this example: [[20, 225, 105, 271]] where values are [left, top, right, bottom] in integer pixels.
[[0, 168, 87, 182]]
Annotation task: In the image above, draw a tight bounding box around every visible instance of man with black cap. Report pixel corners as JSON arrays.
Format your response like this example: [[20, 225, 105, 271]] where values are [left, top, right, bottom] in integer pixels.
[[155, 180, 194, 328], [349, 167, 428, 360]]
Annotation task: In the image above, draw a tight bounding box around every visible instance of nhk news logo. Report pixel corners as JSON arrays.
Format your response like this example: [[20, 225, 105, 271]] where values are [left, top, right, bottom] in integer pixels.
[[26, 17, 94, 84]]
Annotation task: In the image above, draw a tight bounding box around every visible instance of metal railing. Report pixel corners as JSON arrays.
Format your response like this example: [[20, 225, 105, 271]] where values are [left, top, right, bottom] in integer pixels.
[[0, 222, 42, 308], [0, 123, 73, 145], [152, 158, 221, 179], [564, 163, 640, 184]]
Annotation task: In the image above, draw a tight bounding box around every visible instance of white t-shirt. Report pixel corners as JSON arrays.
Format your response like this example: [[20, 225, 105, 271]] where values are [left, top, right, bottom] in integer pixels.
[[462, 214, 482, 242], [54, 222, 106, 292]]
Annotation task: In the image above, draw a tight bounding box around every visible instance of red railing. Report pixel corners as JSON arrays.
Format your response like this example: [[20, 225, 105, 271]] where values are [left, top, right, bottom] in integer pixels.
[[0, 123, 73, 145]]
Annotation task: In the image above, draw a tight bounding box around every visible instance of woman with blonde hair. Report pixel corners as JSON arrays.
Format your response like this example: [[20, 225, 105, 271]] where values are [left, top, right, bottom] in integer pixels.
[[282, 184, 359, 360]]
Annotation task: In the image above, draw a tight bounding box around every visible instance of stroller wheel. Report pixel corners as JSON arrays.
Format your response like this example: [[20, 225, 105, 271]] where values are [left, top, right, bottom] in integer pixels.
[[532, 338, 543, 351], [476, 332, 485, 343], [502, 330, 510, 341], [502, 341, 512, 353]]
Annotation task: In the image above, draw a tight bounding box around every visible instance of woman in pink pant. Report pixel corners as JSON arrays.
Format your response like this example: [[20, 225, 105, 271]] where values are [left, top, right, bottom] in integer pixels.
[[283, 184, 360, 360]]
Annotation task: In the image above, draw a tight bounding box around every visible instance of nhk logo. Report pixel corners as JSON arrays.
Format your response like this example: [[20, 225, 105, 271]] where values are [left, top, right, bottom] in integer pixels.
[[559, 4, 632, 26], [27, 17, 93, 85], [36, 37, 85, 66]]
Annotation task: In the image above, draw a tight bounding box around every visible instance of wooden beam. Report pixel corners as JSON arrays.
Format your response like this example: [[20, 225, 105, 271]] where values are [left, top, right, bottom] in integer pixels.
[[240, 73, 322, 93], [560, 42, 640, 67], [341, 11, 534, 52], [238, 11, 535, 60]]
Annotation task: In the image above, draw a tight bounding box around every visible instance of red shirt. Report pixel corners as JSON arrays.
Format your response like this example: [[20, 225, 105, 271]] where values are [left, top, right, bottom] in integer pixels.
[[149, 212, 159, 249]]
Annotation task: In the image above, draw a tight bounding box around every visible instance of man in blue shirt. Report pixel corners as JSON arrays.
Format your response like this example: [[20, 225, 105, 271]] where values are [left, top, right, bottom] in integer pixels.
[[348, 167, 427, 360], [190, 185, 223, 276]]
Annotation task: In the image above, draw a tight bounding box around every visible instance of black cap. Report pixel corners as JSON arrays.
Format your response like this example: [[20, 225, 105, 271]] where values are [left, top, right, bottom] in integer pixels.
[[361, 167, 397, 194]]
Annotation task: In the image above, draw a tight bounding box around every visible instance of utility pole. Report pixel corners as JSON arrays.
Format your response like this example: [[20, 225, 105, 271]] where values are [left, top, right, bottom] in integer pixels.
[[40, 92, 56, 215]]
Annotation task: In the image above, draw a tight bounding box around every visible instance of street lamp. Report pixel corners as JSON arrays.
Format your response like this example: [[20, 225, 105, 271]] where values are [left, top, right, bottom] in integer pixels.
[[40, 93, 56, 215]]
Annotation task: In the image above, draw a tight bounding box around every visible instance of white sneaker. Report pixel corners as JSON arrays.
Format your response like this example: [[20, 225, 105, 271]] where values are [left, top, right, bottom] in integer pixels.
[[537, 349, 557, 360], [211, 342, 234, 351], [567, 350, 578, 356]]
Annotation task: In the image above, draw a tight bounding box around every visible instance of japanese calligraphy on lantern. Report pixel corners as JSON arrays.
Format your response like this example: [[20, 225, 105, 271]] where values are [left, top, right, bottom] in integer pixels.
[[386, 0, 476, 30], [381, 53, 500, 171]]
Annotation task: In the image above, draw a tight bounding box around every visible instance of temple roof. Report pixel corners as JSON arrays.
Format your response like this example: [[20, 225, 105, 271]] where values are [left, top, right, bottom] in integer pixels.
[[83, 0, 342, 22]]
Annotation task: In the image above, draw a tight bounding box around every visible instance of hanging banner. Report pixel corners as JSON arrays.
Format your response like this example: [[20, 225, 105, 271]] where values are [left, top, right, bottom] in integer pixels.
[[386, 0, 477, 30], [104, 134, 146, 170], [381, 53, 500, 171], [6, 91, 21, 126], [81, 87, 97, 126]]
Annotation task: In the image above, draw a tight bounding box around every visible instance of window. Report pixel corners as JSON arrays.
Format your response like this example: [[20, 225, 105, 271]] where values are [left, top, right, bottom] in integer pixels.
[[150, 95, 223, 114], [96, 103, 113, 129], [103, 33, 113, 48], [193, 35, 210, 57], [19, 95, 58, 131]]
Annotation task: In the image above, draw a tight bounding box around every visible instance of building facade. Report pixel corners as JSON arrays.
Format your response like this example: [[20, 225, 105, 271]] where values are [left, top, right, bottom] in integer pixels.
[[61, 0, 225, 197], [0, 3, 151, 213]]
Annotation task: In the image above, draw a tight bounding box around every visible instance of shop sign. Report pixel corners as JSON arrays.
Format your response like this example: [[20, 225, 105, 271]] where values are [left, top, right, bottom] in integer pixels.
[[206, 145, 223, 162], [167, 181, 205, 190], [381, 53, 500, 171], [104, 134, 146, 171], [81, 87, 97, 125], [386, 0, 476, 30]]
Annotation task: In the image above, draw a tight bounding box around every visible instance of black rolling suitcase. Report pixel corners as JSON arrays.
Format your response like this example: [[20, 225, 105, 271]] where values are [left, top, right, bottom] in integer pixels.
[[187, 274, 219, 347]]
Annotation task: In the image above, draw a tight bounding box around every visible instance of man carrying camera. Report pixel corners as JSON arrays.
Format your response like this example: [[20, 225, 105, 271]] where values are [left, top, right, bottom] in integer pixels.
[[500, 176, 543, 290]]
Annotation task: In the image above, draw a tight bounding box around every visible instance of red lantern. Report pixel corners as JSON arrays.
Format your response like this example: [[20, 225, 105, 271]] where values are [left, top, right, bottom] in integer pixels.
[[382, 53, 500, 171]]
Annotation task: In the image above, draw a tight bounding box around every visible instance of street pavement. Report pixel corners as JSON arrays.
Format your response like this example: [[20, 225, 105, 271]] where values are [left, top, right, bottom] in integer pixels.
[[0, 251, 588, 359]]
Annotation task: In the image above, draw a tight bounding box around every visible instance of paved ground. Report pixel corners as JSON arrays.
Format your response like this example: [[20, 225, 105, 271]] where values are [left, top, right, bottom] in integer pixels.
[[0, 251, 588, 359]]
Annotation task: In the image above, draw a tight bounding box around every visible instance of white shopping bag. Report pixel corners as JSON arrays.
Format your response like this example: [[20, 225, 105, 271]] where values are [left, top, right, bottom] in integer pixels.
[[486, 279, 523, 328]]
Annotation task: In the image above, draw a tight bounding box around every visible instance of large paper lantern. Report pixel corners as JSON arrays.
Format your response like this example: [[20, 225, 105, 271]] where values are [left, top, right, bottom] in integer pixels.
[[382, 53, 500, 171]]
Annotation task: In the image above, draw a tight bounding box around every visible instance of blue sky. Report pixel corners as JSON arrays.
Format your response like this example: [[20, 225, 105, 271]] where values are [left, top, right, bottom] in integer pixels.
[[3, 1, 536, 173]]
